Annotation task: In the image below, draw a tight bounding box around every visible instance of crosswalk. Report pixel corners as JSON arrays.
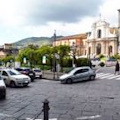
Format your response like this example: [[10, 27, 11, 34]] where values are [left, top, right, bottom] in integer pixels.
[[96, 73, 120, 80]]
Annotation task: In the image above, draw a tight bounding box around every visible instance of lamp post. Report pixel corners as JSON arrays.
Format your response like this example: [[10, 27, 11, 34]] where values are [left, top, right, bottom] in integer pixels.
[[118, 9, 120, 54], [87, 32, 91, 67], [71, 42, 76, 68], [53, 30, 56, 80]]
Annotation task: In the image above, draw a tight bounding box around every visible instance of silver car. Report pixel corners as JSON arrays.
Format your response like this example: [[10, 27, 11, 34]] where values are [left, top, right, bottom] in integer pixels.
[[59, 67, 96, 84], [0, 68, 31, 87], [0, 75, 6, 99]]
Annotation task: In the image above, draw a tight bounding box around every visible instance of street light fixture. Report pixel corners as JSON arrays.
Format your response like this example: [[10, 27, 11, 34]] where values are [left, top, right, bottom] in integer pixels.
[[53, 30, 56, 80], [118, 9, 120, 54], [87, 32, 92, 68], [71, 42, 76, 68]]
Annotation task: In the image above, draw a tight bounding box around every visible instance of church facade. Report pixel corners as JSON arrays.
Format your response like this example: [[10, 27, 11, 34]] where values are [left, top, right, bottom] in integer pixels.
[[86, 19, 118, 58], [53, 18, 118, 58]]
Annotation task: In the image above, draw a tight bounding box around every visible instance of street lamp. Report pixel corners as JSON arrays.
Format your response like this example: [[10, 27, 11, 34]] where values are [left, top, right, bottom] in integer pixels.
[[53, 30, 56, 80], [71, 42, 76, 68], [87, 32, 92, 68], [118, 9, 120, 54]]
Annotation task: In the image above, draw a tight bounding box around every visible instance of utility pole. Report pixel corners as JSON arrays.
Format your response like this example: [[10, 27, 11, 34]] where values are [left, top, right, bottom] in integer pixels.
[[118, 9, 120, 54], [53, 30, 56, 80]]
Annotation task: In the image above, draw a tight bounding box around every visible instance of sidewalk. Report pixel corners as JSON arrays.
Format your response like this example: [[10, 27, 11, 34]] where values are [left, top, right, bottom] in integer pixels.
[[42, 70, 63, 80]]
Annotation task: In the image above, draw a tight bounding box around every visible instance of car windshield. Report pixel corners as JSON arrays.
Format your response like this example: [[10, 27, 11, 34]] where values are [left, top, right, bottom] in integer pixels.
[[34, 70, 41, 72], [23, 69, 30, 71], [8, 69, 21, 75], [91, 58, 100, 61], [67, 68, 77, 75]]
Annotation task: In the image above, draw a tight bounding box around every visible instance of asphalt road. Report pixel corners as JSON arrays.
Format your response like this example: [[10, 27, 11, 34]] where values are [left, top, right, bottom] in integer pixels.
[[0, 67, 120, 120]]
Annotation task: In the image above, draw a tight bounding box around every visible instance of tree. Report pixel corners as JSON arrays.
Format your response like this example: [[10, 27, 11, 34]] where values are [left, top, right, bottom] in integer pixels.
[[57, 45, 70, 71]]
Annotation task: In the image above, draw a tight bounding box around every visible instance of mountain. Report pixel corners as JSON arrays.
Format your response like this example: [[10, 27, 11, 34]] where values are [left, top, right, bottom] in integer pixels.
[[13, 36, 63, 48]]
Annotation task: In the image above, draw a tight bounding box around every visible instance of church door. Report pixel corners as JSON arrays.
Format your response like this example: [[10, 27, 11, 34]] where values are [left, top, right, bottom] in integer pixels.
[[96, 43, 101, 55]]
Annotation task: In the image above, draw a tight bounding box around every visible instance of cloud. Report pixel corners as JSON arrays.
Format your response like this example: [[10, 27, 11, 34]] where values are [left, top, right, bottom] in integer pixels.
[[25, 0, 104, 25], [0, 0, 104, 26]]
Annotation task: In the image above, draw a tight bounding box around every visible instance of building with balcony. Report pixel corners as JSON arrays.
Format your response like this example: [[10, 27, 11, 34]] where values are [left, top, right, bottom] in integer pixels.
[[53, 33, 87, 56], [0, 44, 19, 58]]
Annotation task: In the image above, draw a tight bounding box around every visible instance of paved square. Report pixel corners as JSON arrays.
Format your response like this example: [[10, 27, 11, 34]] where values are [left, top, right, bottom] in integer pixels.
[[0, 76, 120, 120]]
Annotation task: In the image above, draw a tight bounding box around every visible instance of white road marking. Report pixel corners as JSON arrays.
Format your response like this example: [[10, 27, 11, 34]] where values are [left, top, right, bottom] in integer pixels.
[[26, 118, 57, 120], [96, 73, 111, 77], [107, 75, 120, 79], [100, 74, 114, 79], [116, 77, 120, 80], [76, 115, 101, 120], [96, 73, 120, 80], [0, 113, 12, 117]]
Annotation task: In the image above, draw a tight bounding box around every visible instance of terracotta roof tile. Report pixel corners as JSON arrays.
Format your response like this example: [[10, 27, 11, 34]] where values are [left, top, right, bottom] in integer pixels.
[[56, 33, 87, 41]]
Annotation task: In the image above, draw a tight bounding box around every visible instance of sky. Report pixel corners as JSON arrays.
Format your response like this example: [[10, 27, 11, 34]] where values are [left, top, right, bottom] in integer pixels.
[[0, 0, 120, 45]]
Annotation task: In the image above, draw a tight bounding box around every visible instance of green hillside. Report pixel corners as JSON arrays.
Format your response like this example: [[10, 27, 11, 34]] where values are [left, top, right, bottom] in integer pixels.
[[13, 36, 63, 48]]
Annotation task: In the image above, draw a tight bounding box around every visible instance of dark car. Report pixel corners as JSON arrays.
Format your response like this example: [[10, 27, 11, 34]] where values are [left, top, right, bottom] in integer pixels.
[[16, 68, 35, 82], [0, 75, 6, 99]]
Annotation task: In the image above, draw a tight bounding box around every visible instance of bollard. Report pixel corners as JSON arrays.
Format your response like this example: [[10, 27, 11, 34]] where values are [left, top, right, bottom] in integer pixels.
[[43, 99, 50, 120]]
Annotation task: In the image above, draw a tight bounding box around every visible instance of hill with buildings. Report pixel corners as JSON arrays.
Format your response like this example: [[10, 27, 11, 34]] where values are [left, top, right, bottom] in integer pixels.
[[13, 36, 63, 48]]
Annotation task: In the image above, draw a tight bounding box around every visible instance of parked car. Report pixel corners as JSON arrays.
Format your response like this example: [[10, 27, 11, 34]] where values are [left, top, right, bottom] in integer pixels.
[[59, 66, 96, 84], [33, 68, 42, 79], [0, 75, 6, 99], [0, 68, 31, 87], [16, 67, 35, 81], [106, 58, 117, 67]]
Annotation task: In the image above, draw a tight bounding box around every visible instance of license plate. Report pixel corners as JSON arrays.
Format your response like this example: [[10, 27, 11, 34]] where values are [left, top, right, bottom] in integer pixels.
[[29, 73, 33, 75], [25, 81, 28, 83]]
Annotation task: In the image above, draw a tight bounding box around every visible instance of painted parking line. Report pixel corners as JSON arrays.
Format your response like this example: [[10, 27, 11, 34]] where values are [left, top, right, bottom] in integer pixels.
[[76, 115, 101, 120]]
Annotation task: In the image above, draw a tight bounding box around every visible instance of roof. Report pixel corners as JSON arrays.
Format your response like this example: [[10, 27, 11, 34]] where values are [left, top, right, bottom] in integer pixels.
[[56, 33, 87, 41], [0, 51, 6, 56]]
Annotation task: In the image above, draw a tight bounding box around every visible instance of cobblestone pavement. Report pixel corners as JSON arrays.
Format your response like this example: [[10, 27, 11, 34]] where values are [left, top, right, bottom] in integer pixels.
[[0, 75, 120, 120]]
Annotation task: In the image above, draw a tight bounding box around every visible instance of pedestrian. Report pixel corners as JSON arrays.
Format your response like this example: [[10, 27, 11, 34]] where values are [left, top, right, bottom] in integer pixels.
[[115, 61, 119, 75]]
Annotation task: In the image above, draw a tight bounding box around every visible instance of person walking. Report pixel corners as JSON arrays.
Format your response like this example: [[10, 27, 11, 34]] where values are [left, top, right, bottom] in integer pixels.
[[115, 61, 119, 75]]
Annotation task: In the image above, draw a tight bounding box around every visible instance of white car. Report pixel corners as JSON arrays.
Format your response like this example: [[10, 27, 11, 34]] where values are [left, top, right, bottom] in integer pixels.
[[91, 58, 101, 67], [0, 69, 31, 87], [33, 68, 42, 78], [106, 59, 117, 67], [0, 75, 6, 99]]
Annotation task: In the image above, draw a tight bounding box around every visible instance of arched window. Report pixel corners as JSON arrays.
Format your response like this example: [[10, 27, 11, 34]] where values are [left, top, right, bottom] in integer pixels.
[[97, 29, 102, 38], [96, 44, 101, 55]]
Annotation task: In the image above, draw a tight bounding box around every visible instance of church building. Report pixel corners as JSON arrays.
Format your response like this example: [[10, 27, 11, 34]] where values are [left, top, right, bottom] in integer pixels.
[[53, 18, 118, 58], [86, 18, 118, 58]]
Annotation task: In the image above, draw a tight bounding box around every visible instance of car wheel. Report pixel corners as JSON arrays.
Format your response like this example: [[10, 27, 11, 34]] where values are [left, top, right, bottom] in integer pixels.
[[10, 81, 16, 88], [39, 75, 42, 79], [66, 78, 72, 84], [2, 94, 6, 99], [89, 75, 95, 80], [31, 78, 34, 82]]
